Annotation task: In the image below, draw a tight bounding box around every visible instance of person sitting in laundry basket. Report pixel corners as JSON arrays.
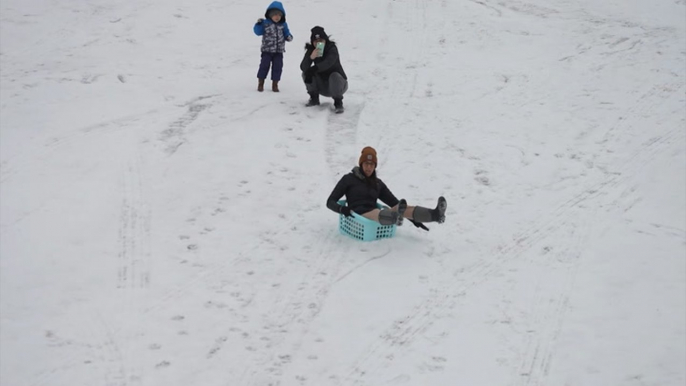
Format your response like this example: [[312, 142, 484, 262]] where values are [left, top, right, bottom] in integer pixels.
[[326, 146, 447, 230]]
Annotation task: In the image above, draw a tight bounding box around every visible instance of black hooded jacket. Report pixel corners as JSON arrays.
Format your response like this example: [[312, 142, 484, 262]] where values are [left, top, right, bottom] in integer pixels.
[[326, 167, 399, 215], [300, 41, 347, 80]]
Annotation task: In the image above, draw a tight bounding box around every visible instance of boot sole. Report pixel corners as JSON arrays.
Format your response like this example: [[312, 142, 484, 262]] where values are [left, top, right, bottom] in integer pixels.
[[436, 196, 447, 224], [396, 199, 407, 225]]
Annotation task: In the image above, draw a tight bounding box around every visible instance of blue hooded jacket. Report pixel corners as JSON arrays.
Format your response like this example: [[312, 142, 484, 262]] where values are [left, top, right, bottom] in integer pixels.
[[253, 1, 293, 53]]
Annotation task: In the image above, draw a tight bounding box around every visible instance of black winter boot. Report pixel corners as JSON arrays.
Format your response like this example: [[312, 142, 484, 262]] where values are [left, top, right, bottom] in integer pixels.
[[396, 199, 407, 225], [333, 98, 344, 114], [435, 196, 447, 223], [412, 196, 447, 224], [306, 92, 320, 107]]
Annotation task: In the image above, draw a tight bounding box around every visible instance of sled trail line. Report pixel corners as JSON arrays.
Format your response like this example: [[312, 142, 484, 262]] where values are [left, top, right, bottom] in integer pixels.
[[339, 121, 680, 384], [238, 234, 393, 386]]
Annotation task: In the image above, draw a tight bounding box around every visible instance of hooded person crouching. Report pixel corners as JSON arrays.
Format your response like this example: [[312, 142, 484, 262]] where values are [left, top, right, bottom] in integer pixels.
[[300, 26, 348, 113]]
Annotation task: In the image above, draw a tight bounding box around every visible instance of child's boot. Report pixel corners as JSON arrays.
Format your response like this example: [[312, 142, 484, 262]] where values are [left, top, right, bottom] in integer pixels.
[[272, 80, 279, 92], [257, 78, 265, 92]]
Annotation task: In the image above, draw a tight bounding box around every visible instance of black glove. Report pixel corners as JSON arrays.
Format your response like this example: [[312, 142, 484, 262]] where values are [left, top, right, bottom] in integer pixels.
[[340, 206, 353, 217], [256, 18, 264, 24], [409, 219, 430, 231], [304, 66, 316, 84]]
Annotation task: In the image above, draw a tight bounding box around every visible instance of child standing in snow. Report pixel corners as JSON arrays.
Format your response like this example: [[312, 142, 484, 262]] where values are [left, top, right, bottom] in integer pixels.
[[253, 1, 293, 92]]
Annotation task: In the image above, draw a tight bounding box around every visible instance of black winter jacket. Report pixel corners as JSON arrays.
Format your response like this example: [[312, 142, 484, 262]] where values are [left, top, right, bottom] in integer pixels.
[[300, 42, 347, 80], [326, 167, 399, 215]]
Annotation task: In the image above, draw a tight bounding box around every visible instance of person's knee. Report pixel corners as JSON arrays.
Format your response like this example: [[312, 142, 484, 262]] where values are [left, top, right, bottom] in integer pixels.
[[329, 74, 348, 97], [302, 74, 318, 92]]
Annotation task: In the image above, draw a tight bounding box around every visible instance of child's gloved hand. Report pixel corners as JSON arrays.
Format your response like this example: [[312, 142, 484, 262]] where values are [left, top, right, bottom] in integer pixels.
[[286, 35, 293, 42], [256, 18, 264, 24]]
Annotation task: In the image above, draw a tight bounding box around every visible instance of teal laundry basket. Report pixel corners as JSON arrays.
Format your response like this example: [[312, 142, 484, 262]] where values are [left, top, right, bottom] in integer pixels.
[[337, 200, 397, 242]]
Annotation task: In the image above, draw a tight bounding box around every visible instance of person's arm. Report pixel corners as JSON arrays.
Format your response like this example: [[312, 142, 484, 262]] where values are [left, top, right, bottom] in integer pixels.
[[378, 180, 400, 208], [300, 45, 315, 72], [283, 23, 293, 42], [312, 44, 340, 73], [254, 19, 265, 36], [326, 175, 350, 214]]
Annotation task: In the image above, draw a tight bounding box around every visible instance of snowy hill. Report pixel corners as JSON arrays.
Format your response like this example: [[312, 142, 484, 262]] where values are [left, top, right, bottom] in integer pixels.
[[1, 0, 685, 385]]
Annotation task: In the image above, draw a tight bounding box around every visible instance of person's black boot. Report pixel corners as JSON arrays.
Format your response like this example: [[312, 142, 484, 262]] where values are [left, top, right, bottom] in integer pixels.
[[396, 199, 407, 226], [412, 196, 447, 224], [434, 196, 447, 223], [333, 98, 344, 114], [305, 92, 320, 107]]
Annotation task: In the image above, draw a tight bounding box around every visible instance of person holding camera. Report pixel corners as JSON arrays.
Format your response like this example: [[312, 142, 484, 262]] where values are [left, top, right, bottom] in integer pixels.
[[300, 26, 348, 113]]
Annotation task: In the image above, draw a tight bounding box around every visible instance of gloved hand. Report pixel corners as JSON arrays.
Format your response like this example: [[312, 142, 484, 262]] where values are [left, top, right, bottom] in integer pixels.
[[409, 219, 430, 231], [286, 35, 293, 42], [304, 66, 317, 84], [256, 18, 264, 24], [340, 206, 353, 217]]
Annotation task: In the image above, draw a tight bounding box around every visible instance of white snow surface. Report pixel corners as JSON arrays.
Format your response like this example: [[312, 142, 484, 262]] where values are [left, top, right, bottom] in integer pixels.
[[1, 0, 685, 385]]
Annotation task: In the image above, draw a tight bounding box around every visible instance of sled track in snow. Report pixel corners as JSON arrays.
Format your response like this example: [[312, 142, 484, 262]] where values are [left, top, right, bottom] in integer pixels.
[[84, 313, 130, 386], [511, 95, 684, 384], [158, 95, 216, 155], [513, 242, 581, 386], [340, 119, 683, 384], [117, 152, 152, 290], [238, 231, 375, 386], [599, 82, 683, 145], [324, 102, 365, 175], [27, 313, 131, 386], [0, 109, 158, 185]]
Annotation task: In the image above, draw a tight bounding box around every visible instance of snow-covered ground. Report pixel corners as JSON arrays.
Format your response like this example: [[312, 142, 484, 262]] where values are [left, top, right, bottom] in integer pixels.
[[1, 0, 685, 385]]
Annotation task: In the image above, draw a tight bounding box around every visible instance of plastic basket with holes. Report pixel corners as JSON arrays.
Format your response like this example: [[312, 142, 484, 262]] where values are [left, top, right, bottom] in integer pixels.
[[337, 200, 397, 241]]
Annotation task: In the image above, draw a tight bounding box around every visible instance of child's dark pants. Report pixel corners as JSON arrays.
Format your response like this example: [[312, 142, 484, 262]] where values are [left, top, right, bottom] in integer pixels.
[[257, 52, 283, 81]]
